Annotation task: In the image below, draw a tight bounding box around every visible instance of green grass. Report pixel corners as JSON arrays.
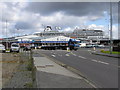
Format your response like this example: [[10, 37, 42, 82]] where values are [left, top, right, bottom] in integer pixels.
[[5, 49, 10, 53], [26, 59, 33, 71], [100, 50, 120, 55], [24, 82, 33, 88]]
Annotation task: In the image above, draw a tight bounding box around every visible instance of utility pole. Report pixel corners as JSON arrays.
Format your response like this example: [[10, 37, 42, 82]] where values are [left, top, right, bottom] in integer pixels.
[[6, 20, 8, 50], [109, 1, 113, 54]]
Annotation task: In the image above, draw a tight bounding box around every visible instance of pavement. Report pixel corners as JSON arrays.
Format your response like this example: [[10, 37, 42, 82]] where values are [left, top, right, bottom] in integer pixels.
[[91, 50, 120, 58], [33, 51, 94, 88]]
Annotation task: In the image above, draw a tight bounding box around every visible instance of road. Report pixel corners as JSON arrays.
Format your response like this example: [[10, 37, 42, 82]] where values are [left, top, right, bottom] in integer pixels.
[[35, 48, 118, 88]]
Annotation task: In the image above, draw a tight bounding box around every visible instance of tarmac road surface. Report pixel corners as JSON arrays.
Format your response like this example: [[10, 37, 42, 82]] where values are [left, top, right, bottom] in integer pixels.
[[35, 48, 118, 88]]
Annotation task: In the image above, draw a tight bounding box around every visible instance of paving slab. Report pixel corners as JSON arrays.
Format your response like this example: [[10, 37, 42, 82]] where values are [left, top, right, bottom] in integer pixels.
[[33, 57, 82, 79]]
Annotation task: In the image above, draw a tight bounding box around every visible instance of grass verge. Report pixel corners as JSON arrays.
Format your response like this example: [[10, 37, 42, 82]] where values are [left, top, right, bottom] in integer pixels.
[[26, 51, 37, 88], [24, 82, 33, 88], [100, 49, 120, 55]]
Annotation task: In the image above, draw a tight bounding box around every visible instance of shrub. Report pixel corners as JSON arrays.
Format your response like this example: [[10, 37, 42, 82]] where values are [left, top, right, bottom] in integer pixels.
[[100, 49, 104, 52]]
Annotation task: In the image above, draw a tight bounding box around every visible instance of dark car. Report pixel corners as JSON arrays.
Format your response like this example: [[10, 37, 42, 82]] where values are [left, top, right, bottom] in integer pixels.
[[23, 45, 31, 51]]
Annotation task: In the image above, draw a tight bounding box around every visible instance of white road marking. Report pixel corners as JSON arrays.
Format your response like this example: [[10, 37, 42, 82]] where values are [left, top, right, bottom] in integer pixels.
[[71, 52, 86, 59], [51, 55, 56, 57], [65, 54, 70, 56], [98, 61, 109, 65], [72, 54, 77, 56], [91, 59, 109, 65], [70, 52, 77, 56], [78, 56, 87, 59], [91, 59, 98, 62]]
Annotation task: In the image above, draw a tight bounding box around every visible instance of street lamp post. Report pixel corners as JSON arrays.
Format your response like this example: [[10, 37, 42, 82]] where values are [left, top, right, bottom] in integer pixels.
[[5, 20, 8, 50], [109, 1, 113, 54]]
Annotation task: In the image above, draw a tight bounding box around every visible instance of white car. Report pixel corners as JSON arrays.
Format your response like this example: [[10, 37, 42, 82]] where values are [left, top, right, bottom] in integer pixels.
[[98, 45, 105, 48], [11, 43, 20, 53], [0, 44, 5, 53]]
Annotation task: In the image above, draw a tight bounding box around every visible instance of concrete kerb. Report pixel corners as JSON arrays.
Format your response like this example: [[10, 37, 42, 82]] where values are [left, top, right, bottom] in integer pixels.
[[91, 51, 120, 58], [39, 52, 98, 88]]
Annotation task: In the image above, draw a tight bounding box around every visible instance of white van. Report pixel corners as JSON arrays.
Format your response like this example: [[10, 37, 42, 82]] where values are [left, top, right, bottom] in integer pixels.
[[11, 43, 20, 53], [0, 44, 5, 53]]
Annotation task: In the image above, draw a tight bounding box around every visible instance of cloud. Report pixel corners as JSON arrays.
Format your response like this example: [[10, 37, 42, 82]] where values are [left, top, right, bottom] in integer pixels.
[[24, 2, 118, 23], [40, 12, 87, 28], [87, 24, 104, 30], [15, 21, 34, 29], [0, 2, 28, 21], [64, 27, 74, 32], [0, 2, 118, 39], [25, 2, 105, 17]]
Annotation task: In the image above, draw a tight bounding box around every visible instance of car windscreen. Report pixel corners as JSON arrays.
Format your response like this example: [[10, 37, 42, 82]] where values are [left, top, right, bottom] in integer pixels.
[[12, 44, 19, 47]]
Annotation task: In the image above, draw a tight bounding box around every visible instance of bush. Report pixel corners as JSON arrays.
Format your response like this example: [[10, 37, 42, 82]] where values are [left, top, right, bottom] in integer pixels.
[[100, 49, 104, 52]]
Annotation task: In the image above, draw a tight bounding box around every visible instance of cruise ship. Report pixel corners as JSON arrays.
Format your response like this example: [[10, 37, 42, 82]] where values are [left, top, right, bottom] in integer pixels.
[[34, 26, 64, 38]]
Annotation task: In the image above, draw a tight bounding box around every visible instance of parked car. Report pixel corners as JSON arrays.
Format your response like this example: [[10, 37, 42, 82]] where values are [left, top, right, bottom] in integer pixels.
[[23, 45, 31, 51], [11, 43, 20, 53], [79, 43, 86, 48], [85, 44, 93, 48], [97, 45, 105, 48], [0, 44, 5, 53]]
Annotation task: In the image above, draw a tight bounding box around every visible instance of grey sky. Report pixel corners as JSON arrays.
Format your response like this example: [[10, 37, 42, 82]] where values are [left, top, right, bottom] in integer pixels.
[[0, 1, 119, 39], [25, 2, 107, 16]]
